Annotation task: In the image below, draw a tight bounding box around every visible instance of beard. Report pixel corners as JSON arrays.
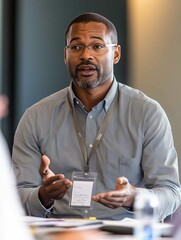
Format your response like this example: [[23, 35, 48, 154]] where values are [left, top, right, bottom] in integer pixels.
[[74, 76, 101, 89], [68, 60, 102, 89]]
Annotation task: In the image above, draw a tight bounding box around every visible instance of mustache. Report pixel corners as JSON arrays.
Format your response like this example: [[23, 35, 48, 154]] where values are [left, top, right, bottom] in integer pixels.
[[76, 60, 99, 71]]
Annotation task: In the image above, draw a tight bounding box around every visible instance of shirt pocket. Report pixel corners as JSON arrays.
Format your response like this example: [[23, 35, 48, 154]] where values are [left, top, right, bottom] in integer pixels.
[[118, 157, 142, 185], [103, 157, 141, 189]]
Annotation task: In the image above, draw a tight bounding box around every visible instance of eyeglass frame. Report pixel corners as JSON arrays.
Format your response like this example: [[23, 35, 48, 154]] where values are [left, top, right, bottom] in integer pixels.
[[65, 43, 117, 55]]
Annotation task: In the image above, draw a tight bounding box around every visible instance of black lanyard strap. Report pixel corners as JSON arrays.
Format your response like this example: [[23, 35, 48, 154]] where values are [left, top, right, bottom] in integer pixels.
[[72, 85, 119, 173]]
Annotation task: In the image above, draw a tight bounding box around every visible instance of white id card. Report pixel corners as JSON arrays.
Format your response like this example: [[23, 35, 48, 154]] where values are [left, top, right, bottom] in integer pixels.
[[70, 172, 97, 209]]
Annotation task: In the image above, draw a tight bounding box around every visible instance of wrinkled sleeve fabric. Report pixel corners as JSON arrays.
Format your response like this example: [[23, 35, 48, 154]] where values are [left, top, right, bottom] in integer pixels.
[[135, 100, 181, 220], [12, 109, 51, 217]]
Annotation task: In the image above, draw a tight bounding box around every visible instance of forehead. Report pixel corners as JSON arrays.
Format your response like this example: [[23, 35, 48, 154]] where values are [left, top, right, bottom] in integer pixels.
[[66, 22, 111, 43]]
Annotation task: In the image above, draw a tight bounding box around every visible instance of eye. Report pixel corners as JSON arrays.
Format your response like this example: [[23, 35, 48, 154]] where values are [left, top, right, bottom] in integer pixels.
[[93, 44, 105, 50], [70, 45, 83, 50]]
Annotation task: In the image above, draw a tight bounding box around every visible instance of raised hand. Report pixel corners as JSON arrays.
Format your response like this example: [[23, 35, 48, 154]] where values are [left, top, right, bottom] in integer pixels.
[[38, 155, 72, 208], [92, 177, 137, 209], [39, 155, 55, 179]]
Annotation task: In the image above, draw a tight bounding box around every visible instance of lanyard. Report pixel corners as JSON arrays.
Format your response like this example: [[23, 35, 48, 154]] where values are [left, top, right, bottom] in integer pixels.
[[71, 85, 119, 173]]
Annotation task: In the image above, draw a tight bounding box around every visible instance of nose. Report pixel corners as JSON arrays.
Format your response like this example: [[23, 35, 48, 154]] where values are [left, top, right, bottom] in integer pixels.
[[80, 46, 93, 61]]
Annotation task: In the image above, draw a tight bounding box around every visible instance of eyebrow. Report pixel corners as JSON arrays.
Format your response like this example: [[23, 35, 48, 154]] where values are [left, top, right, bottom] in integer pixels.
[[70, 36, 104, 44]]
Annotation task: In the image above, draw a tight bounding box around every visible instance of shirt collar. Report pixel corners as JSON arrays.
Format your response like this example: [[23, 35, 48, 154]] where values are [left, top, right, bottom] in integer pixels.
[[68, 83, 85, 110], [68, 77, 118, 112], [103, 77, 118, 112]]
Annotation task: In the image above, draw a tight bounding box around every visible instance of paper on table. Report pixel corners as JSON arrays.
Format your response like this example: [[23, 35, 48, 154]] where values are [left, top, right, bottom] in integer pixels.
[[23, 216, 103, 236], [24, 216, 103, 228], [23, 216, 174, 237], [23, 216, 63, 226]]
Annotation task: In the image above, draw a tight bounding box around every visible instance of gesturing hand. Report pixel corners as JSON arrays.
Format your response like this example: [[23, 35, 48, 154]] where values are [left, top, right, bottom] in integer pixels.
[[39, 155, 55, 179], [92, 177, 137, 209], [39, 155, 72, 208]]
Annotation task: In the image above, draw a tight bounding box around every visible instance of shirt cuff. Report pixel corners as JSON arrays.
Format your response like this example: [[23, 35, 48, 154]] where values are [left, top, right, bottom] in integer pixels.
[[27, 187, 54, 217], [39, 198, 54, 213]]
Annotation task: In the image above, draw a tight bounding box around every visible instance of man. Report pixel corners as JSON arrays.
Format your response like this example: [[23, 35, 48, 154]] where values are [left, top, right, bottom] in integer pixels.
[[12, 12, 181, 220]]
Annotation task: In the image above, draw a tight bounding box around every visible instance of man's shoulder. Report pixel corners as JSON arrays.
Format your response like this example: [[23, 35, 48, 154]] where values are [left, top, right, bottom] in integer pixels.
[[117, 82, 160, 108], [28, 87, 70, 111]]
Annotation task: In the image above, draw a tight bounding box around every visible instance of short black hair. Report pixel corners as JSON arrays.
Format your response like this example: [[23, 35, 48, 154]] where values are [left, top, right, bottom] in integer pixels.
[[65, 12, 118, 44]]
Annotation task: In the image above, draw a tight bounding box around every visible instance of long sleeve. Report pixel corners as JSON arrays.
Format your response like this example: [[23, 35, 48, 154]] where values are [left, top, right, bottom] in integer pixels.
[[12, 83, 181, 220]]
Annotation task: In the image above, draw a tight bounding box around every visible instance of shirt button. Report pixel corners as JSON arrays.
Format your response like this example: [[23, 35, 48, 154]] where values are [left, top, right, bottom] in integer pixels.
[[89, 144, 93, 148], [89, 115, 92, 118]]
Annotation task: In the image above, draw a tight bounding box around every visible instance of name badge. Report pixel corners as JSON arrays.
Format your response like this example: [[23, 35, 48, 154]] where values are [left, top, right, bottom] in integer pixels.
[[70, 171, 97, 209]]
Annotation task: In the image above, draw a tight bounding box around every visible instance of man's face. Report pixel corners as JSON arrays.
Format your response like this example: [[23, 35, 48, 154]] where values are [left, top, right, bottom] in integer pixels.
[[64, 22, 121, 89]]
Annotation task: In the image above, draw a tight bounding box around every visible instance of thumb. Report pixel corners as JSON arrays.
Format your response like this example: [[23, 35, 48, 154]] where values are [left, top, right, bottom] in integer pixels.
[[39, 154, 55, 179], [116, 177, 129, 190]]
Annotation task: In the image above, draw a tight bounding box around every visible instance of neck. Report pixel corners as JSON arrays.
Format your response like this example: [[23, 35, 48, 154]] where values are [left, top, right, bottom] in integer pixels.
[[73, 80, 113, 112]]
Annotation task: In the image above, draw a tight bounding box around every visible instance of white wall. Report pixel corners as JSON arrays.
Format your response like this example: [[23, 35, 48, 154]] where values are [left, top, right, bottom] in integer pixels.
[[128, 0, 181, 177]]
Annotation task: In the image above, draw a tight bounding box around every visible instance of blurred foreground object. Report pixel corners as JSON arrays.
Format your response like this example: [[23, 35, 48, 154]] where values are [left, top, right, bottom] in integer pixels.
[[134, 193, 159, 240], [0, 95, 9, 118], [0, 130, 34, 240], [48, 230, 108, 240], [0, 94, 34, 240], [171, 206, 181, 240]]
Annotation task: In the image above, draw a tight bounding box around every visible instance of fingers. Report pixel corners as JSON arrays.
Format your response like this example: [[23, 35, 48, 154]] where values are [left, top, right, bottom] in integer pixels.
[[43, 174, 65, 186], [93, 176, 136, 209], [38, 154, 73, 207], [44, 177, 70, 194], [92, 176, 132, 209], [39, 155, 55, 179], [43, 176, 72, 200], [92, 193, 128, 209], [39, 175, 73, 207], [43, 175, 72, 189], [93, 190, 128, 201]]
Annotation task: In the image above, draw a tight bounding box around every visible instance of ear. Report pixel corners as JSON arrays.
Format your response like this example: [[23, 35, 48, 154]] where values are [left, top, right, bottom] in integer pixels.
[[114, 45, 121, 64]]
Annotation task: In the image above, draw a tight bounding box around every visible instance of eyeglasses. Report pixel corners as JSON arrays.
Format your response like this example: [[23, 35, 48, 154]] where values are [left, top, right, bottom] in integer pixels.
[[65, 43, 117, 55]]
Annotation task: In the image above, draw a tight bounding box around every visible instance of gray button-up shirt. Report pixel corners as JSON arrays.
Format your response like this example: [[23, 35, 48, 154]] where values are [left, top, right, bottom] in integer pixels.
[[12, 79, 181, 220]]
